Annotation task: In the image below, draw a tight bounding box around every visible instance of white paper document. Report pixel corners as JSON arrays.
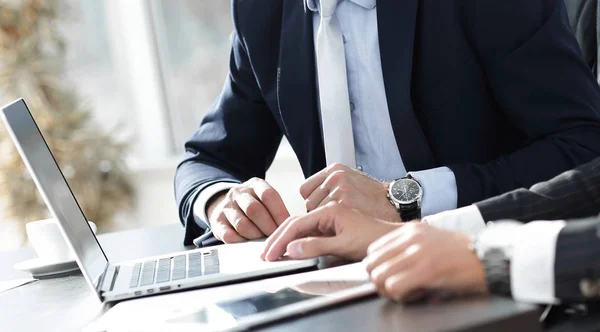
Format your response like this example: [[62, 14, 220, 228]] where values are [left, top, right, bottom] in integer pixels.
[[86, 263, 373, 332], [0, 278, 37, 294]]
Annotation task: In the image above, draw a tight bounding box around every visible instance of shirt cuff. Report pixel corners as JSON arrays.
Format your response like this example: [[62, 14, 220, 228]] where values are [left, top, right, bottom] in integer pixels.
[[423, 205, 487, 236], [511, 220, 567, 304], [193, 181, 238, 227], [409, 167, 457, 217]]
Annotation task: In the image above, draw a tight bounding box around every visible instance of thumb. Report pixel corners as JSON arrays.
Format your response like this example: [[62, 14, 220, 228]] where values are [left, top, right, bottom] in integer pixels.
[[287, 236, 343, 259]]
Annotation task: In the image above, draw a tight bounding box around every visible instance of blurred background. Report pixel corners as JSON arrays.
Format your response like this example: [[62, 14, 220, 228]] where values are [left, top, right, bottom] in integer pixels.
[[0, 0, 306, 252]]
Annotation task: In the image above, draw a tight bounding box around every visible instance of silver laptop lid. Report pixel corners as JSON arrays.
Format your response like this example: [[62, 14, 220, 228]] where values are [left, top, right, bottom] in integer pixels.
[[1, 99, 108, 298]]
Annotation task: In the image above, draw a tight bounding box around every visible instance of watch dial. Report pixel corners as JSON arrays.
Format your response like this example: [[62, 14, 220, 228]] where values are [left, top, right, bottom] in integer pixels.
[[390, 179, 421, 204]]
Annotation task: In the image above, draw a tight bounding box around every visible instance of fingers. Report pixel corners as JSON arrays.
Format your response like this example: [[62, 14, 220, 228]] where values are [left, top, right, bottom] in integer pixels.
[[222, 201, 264, 240], [262, 206, 337, 261], [365, 223, 486, 302], [235, 192, 278, 236], [369, 245, 420, 294], [213, 178, 288, 242], [364, 234, 412, 274], [304, 183, 331, 211], [211, 213, 247, 243], [316, 186, 351, 209], [368, 226, 405, 255], [285, 236, 341, 259], [252, 179, 290, 225], [260, 216, 298, 260], [381, 267, 429, 302], [366, 238, 431, 301], [365, 223, 464, 302], [300, 163, 347, 199], [305, 170, 350, 211]]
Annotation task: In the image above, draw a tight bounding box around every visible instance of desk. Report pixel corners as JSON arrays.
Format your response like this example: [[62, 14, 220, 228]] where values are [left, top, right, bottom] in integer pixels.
[[0, 224, 541, 332]]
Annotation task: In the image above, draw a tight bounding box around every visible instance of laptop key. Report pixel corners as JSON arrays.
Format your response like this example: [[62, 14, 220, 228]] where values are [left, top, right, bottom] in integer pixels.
[[189, 256, 201, 266], [203, 249, 219, 266], [129, 263, 142, 288], [204, 265, 220, 275], [156, 258, 171, 283], [204, 255, 219, 267], [187, 252, 203, 278], [139, 261, 157, 286], [171, 255, 186, 280], [188, 269, 202, 278]]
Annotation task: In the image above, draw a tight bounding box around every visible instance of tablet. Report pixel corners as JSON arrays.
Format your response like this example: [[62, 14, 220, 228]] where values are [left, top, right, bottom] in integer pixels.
[[165, 280, 377, 331]]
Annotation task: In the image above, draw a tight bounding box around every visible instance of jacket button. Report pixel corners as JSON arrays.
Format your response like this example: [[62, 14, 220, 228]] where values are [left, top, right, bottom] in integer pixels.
[[580, 279, 598, 298]]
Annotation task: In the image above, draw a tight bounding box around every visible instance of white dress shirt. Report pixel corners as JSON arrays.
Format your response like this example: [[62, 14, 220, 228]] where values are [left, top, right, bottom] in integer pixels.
[[425, 206, 567, 304], [195, 0, 459, 224]]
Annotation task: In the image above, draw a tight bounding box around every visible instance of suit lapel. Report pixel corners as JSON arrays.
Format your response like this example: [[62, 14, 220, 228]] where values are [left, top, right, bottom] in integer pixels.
[[277, 2, 326, 175], [377, 0, 436, 171]]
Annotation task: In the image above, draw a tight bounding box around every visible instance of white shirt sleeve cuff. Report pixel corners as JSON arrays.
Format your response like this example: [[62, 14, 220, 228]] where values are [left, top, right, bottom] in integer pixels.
[[423, 205, 487, 236], [511, 220, 566, 304], [409, 167, 458, 217], [193, 182, 238, 227]]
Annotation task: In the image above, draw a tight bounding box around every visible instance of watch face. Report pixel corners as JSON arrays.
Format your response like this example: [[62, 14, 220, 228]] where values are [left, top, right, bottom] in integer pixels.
[[389, 178, 422, 204]]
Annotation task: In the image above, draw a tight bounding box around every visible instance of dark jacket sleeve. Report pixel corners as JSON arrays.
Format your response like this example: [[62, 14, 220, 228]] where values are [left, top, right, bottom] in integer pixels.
[[449, 0, 600, 207], [475, 157, 600, 222], [174, 4, 282, 245], [554, 215, 600, 302]]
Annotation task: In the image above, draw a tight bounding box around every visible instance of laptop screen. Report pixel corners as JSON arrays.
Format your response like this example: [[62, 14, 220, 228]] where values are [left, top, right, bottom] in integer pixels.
[[1, 99, 108, 297]]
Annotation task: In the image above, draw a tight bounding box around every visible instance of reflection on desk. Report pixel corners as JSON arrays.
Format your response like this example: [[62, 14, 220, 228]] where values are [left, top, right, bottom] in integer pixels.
[[0, 224, 542, 332], [0, 277, 37, 294], [87, 264, 374, 331]]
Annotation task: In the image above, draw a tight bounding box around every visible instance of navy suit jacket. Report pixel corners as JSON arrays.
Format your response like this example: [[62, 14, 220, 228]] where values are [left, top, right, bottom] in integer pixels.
[[175, 0, 600, 245]]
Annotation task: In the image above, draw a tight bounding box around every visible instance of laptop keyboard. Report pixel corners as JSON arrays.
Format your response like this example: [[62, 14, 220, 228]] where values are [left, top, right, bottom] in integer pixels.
[[128, 249, 220, 288]]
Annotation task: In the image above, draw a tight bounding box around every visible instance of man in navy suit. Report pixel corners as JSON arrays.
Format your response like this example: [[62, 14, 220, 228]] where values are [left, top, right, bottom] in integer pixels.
[[175, 0, 600, 246]]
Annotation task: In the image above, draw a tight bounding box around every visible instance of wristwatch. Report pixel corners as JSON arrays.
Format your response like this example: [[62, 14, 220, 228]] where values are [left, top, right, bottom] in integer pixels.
[[387, 175, 423, 222], [474, 221, 520, 297]]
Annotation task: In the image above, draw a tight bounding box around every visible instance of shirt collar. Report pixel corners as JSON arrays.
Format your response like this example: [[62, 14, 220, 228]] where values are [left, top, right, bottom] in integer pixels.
[[306, 0, 376, 12]]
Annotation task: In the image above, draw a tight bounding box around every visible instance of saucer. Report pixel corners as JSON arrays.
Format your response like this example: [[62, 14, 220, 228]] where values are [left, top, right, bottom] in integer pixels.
[[13, 257, 79, 277]]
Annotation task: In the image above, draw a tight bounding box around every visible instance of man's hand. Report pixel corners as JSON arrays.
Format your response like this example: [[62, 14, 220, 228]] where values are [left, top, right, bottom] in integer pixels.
[[300, 163, 400, 222], [261, 202, 400, 262], [363, 223, 488, 302], [207, 178, 290, 243]]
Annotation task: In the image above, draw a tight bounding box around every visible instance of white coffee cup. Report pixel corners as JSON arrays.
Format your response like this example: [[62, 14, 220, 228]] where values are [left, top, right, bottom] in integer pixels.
[[26, 218, 97, 263]]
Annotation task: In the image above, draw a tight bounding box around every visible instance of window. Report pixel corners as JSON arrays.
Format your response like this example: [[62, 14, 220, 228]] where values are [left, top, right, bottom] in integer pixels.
[[0, 1, 304, 252], [61, 0, 133, 139], [151, 1, 233, 151]]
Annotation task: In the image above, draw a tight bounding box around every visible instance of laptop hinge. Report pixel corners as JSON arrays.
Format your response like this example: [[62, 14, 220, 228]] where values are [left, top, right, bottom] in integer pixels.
[[95, 264, 109, 294], [99, 265, 118, 293]]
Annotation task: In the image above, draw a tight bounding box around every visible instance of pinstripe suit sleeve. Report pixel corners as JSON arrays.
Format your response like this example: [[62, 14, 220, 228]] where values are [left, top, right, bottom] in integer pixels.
[[491, 217, 600, 303], [475, 157, 600, 223], [554, 216, 600, 302]]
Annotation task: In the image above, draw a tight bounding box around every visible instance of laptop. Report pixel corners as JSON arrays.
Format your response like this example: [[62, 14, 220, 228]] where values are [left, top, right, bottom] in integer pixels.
[[1, 98, 318, 303]]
